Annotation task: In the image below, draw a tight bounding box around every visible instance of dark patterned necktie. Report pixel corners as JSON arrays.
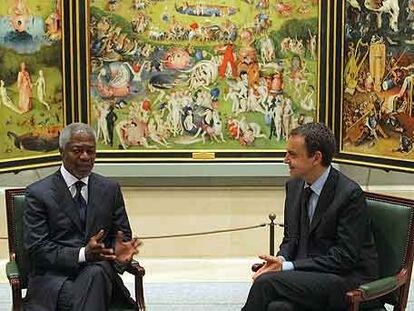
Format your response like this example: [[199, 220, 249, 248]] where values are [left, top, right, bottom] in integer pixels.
[[297, 186, 314, 259], [75, 181, 87, 229], [303, 186, 313, 222]]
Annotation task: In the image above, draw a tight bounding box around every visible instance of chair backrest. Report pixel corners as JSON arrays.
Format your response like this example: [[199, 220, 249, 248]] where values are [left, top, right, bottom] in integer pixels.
[[6, 188, 30, 289], [365, 192, 414, 305]]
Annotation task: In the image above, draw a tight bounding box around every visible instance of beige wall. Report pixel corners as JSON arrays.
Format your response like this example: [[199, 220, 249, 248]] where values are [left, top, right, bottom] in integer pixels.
[[124, 187, 285, 258], [0, 186, 286, 260], [2, 185, 414, 260]]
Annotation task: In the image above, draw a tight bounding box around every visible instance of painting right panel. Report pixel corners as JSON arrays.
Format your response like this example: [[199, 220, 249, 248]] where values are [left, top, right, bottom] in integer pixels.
[[334, 0, 414, 172]]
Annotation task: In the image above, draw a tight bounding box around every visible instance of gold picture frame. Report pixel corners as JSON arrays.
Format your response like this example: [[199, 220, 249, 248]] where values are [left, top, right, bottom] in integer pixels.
[[82, 0, 328, 162]]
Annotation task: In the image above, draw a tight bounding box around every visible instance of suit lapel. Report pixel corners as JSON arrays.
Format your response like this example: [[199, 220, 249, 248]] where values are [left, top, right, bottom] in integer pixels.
[[284, 179, 304, 240], [291, 180, 305, 227], [50, 171, 83, 233], [309, 168, 338, 234], [85, 173, 103, 237]]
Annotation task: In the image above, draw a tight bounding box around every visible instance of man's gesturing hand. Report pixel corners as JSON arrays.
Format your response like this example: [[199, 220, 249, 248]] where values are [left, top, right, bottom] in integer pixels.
[[114, 231, 142, 264], [85, 229, 116, 262], [252, 255, 283, 280]]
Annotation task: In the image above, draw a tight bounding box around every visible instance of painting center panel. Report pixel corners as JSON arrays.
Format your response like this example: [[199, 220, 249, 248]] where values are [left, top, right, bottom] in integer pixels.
[[89, 0, 319, 151]]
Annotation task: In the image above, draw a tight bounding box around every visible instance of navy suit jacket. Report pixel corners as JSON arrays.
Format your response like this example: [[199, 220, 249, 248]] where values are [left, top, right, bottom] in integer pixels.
[[277, 168, 378, 287], [23, 170, 134, 310]]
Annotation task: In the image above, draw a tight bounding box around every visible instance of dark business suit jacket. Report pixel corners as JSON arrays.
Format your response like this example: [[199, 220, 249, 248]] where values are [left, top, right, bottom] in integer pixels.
[[277, 168, 378, 288], [23, 170, 135, 310]]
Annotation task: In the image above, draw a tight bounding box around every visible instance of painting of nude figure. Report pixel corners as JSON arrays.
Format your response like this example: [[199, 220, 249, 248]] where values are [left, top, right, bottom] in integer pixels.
[[339, 0, 414, 170], [87, 0, 322, 157], [0, 0, 66, 170]]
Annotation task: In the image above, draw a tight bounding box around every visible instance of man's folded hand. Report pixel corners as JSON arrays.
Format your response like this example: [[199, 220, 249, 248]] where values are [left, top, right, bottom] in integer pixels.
[[252, 255, 283, 280], [114, 231, 143, 264], [85, 229, 116, 262]]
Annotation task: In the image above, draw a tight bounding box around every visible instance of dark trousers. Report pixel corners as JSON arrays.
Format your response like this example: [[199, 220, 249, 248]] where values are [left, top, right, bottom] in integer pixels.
[[242, 270, 353, 311], [57, 262, 114, 311]]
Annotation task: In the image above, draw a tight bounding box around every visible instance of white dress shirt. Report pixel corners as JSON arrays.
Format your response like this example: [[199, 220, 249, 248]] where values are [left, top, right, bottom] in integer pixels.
[[60, 165, 90, 263]]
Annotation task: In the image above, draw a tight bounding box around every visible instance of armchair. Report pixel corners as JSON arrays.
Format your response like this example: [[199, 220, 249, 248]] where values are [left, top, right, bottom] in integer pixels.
[[5, 188, 145, 311], [346, 191, 414, 311]]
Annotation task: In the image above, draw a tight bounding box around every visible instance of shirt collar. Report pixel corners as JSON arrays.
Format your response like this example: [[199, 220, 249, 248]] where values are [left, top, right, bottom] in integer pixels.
[[305, 166, 331, 196], [60, 165, 89, 188]]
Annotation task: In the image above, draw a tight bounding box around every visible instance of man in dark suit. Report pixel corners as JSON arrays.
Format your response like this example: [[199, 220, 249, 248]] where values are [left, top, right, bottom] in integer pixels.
[[23, 122, 142, 311], [242, 122, 379, 311]]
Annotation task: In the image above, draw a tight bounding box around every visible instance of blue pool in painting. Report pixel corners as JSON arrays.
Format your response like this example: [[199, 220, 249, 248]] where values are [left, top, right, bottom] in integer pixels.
[[0, 15, 49, 54]]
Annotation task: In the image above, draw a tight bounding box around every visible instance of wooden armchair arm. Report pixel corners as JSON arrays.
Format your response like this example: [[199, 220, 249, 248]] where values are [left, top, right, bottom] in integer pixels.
[[6, 261, 23, 311], [6, 260, 20, 280], [125, 259, 145, 277], [125, 259, 146, 310], [251, 262, 265, 272], [346, 269, 408, 311]]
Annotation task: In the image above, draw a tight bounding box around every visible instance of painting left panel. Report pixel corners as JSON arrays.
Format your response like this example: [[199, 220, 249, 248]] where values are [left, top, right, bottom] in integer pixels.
[[0, 0, 73, 172]]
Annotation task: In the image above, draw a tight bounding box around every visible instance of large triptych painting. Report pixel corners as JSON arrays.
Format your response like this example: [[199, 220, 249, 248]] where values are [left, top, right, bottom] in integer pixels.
[[4, 1, 414, 172], [87, 0, 322, 160], [336, 0, 414, 171], [0, 0, 68, 171]]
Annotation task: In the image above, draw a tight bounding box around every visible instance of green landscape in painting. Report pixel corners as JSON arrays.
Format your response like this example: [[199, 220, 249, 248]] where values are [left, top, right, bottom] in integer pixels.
[[0, 0, 64, 161]]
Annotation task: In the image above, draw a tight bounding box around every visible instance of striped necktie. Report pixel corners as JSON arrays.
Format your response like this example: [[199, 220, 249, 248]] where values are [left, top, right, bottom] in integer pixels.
[[74, 181, 87, 229]]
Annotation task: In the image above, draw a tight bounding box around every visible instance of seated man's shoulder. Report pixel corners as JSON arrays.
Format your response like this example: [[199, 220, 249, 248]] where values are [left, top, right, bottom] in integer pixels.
[[90, 172, 119, 188], [336, 170, 363, 193], [27, 172, 57, 193]]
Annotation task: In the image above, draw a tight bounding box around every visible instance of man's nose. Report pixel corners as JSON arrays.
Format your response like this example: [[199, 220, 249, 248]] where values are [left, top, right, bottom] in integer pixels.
[[80, 151, 90, 160]]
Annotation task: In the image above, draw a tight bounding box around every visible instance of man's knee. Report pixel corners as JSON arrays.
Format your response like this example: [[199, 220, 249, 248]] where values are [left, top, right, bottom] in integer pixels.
[[57, 280, 74, 311], [254, 272, 274, 285], [267, 300, 296, 311], [80, 263, 112, 283], [72, 263, 114, 306], [252, 272, 281, 294], [325, 276, 348, 310]]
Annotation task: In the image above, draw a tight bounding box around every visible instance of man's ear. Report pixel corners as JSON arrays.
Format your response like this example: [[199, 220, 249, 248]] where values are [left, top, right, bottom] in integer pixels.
[[313, 151, 323, 165]]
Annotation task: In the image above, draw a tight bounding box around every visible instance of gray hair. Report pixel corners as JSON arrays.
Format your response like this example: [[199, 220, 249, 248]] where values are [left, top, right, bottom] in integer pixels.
[[59, 123, 96, 149]]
